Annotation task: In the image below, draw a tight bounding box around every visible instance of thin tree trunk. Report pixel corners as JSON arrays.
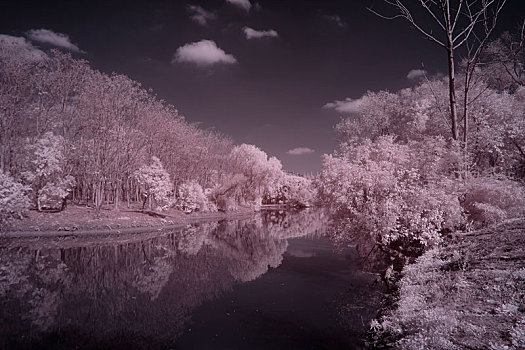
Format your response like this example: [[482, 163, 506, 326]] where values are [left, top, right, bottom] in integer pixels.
[[114, 181, 120, 210], [445, 0, 458, 141], [447, 48, 458, 140], [463, 84, 469, 149]]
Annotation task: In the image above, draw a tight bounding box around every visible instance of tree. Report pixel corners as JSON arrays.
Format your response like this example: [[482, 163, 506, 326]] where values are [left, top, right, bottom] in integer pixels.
[[0, 37, 41, 173], [0, 173, 30, 226], [481, 23, 525, 92], [0, 37, 278, 214], [371, 0, 507, 142], [134, 156, 174, 211], [176, 181, 216, 213], [226, 144, 283, 207], [21, 132, 75, 211]]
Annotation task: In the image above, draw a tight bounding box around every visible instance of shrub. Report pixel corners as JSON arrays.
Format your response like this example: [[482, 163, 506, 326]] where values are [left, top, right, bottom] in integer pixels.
[[134, 156, 174, 211], [21, 132, 75, 211], [0, 173, 31, 226], [463, 176, 525, 226], [176, 181, 216, 213], [318, 136, 465, 264]]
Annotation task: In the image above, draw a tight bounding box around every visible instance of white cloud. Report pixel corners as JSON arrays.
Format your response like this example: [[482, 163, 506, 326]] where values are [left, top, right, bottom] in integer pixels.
[[243, 27, 278, 39], [323, 96, 366, 114], [226, 0, 251, 11], [26, 29, 82, 53], [407, 69, 427, 80], [0, 34, 46, 61], [187, 5, 216, 25], [286, 147, 315, 156], [325, 15, 345, 28], [172, 40, 237, 67]]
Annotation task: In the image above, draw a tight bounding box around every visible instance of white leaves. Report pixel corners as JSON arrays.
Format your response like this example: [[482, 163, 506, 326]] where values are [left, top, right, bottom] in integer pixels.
[[218, 144, 285, 208], [319, 135, 464, 249], [0, 173, 31, 224], [23, 132, 75, 210], [27, 132, 65, 178], [135, 157, 174, 210], [176, 181, 215, 213]]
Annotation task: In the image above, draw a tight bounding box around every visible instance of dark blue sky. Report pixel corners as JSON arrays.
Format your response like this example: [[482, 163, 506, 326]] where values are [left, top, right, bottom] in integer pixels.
[[1, 0, 523, 173]]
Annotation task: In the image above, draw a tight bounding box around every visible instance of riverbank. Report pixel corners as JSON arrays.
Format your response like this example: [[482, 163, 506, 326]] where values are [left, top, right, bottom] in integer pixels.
[[370, 218, 525, 349], [1, 204, 256, 237]]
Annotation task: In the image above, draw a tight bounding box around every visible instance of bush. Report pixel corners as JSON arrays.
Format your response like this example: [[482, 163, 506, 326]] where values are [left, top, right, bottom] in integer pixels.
[[134, 157, 174, 211], [0, 173, 31, 226], [463, 176, 525, 227], [21, 132, 76, 211], [318, 136, 465, 264], [176, 181, 216, 213]]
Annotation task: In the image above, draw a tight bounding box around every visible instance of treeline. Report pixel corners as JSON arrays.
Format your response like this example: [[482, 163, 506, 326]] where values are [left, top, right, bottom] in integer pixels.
[[0, 39, 315, 223], [318, 29, 525, 269]]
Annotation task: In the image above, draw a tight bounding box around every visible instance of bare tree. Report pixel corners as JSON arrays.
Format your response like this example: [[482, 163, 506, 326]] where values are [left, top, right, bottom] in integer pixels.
[[481, 21, 525, 91], [370, 0, 507, 142]]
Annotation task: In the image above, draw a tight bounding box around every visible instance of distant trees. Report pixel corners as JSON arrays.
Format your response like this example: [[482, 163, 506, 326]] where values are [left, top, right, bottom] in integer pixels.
[[0, 39, 289, 217], [211, 144, 284, 210]]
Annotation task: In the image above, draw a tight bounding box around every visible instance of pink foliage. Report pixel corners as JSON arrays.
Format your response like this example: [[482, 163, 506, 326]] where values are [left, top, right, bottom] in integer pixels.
[[463, 176, 525, 226], [319, 136, 465, 260]]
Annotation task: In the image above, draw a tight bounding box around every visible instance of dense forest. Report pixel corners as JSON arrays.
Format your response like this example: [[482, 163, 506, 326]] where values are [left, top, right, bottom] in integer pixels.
[[0, 37, 315, 225]]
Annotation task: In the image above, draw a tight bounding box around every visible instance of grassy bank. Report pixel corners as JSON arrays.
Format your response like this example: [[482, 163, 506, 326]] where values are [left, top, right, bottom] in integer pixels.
[[1, 204, 256, 236], [370, 219, 525, 349]]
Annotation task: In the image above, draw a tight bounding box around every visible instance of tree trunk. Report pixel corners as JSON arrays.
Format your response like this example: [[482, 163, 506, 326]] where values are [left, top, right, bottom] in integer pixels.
[[462, 83, 469, 149], [446, 48, 458, 139], [114, 181, 120, 211], [448, 53, 458, 140]]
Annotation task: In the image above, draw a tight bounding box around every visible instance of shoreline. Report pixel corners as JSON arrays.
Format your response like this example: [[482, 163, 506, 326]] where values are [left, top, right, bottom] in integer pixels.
[[1, 204, 257, 239], [370, 218, 525, 349]]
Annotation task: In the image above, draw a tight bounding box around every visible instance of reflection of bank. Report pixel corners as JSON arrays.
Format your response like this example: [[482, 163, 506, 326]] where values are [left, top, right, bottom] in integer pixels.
[[0, 210, 329, 349]]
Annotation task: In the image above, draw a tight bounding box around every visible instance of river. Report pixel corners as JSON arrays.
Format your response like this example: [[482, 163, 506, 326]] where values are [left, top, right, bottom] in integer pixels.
[[0, 209, 383, 349]]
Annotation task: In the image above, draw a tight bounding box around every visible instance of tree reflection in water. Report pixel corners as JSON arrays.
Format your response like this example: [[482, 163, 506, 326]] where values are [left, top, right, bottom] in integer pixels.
[[0, 210, 329, 349]]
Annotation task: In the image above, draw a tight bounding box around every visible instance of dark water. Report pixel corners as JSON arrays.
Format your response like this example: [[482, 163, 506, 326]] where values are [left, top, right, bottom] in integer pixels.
[[0, 210, 382, 350]]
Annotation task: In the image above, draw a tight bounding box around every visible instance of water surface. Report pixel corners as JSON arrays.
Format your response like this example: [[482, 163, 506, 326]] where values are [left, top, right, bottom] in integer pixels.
[[0, 210, 381, 349]]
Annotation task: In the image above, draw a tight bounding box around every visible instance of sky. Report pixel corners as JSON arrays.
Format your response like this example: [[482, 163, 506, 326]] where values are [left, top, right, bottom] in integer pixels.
[[1, 0, 524, 174]]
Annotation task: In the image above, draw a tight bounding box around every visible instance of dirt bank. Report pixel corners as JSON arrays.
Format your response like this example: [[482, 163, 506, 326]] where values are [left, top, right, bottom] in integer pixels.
[[1, 204, 256, 238], [370, 218, 525, 349]]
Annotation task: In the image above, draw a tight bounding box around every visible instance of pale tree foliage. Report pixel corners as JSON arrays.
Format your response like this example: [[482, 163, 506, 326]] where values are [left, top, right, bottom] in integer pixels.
[[212, 144, 284, 210], [1, 38, 256, 212], [335, 86, 450, 146], [176, 180, 216, 213], [480, 23, 525, 92], [319, 136, 464, 264], [0, 173, 31, 225], [273, 173, 316, 207], [134, 157, 174, 211], [463, 176, 525, 226], [323, 67, 525, 266], [21, 132, 75, 211]]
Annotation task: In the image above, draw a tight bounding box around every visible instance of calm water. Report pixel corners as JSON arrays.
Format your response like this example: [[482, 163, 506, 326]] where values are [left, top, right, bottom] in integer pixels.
[[0, 210, 382, 349]]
